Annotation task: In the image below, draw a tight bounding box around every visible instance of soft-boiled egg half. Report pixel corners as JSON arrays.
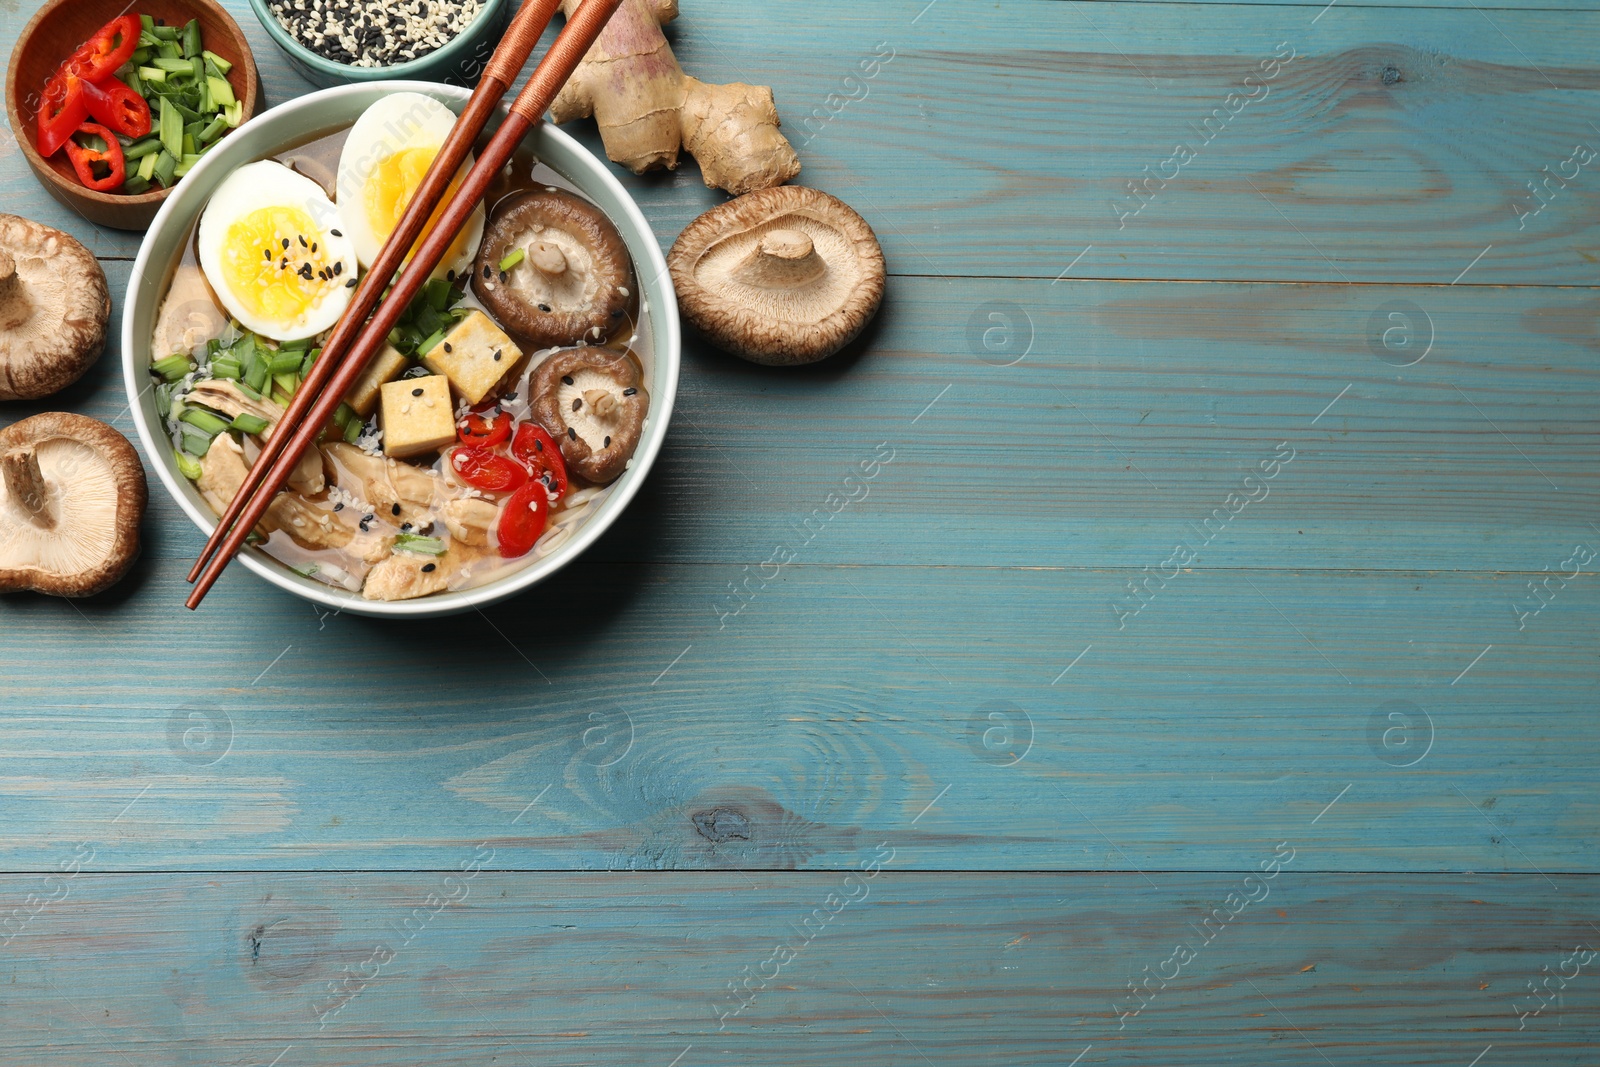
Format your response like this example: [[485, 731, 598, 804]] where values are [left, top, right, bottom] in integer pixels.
[[197, 160, 358, 342], [336, 93, 484, 282]]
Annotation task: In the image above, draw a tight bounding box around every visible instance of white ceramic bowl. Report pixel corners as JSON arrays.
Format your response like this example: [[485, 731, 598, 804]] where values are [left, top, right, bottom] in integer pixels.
[[123, 81, 679, 618]]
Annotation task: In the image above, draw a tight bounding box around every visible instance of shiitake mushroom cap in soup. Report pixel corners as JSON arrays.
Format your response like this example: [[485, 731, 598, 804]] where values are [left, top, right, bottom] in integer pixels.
[[472, 190, 634, 350], [530, 347, 648, 485]]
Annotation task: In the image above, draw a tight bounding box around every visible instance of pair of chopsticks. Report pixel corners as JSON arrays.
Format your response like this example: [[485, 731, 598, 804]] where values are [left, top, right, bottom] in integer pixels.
[[185, 0, 623, 609]]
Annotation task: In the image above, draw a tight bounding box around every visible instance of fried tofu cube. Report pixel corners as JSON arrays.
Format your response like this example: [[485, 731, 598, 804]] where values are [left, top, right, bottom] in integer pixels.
[[344, 344, 410, 418], [422, 310, 522, 405], [381, 375, 456, 459]]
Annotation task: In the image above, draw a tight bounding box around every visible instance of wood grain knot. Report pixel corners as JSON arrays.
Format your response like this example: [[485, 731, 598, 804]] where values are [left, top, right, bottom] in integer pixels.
[[692, 807, 752, 843]]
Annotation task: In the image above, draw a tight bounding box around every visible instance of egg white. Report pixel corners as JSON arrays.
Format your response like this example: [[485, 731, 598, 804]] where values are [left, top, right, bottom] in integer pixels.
[[197, 160, 358, 342], [335, 93, 485, 282]]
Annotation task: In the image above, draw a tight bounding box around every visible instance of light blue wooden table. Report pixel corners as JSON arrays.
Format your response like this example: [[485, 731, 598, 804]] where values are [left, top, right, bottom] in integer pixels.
[[2, 0, 1597, 1062]]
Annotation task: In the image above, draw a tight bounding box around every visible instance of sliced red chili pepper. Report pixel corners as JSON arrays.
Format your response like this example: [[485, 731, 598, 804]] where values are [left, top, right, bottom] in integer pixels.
[[63, 123, 125, 192], [36, 70, 88, 157], [457, 410, 511, 449], [65, 15, 142, 84], [496, 479, 550, 558], [511, 423, 568, 498], [80, 76, 150, 139], [450, 446, 528, 493]]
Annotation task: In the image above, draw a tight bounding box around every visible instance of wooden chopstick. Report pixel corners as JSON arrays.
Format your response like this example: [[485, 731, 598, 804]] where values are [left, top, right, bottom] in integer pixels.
[[186, 0, 565, 584], [186, 0, 625, 610]]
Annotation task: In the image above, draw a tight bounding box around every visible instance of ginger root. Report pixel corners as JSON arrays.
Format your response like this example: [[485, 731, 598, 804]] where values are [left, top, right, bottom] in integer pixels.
[[549, 0, 801, 196]]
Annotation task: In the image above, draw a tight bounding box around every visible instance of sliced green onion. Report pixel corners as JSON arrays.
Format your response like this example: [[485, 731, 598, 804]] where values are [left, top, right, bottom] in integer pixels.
[[138, 65, 165, 84], [394, 534, 447, 555], [198, 114, 229, 144], [223, 100, 242, 127], [276, 337, 311, 352], [235, 379, 262, 400], [342, 418, 363, 444], [154, 383, 173, 417], [300, 349, 319, 377], [158, 96, 180, 159], [137, 149, 158, 182], [150, 23, 180, 41], [333, 402, 357, 431], [207, 75, 235, 109], [267, 350, 303, 374], [182, 19, 202, 59], [123, 136, 162, 161], [179, 407, 230, 436], [210, 357, 241, 379], [174, 152, 203, 178], [151, 56, 192, 73], [139, 14, 155, 32], [273, 372, 299, 397], [497, 248, 525, 272], [175, 452, 203, 480], [152, 354, 194, 381], [152, 149, 177, 188], [230, 413, 270, 435], [122, 174, 151, 195], [424, 276, 452, 312], [180, 428, 212, 456], [417, 330, 445, 357], [202, 49, 233, 75], [291, 563, 320, 578]]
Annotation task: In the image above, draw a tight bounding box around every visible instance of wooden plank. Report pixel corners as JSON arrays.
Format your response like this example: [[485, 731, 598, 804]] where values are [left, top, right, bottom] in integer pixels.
[[0, 872, 1594, 1065], [6, 0, 1600, 284], [1, 557, 1595, 871], [46, 263, 1600, 573]]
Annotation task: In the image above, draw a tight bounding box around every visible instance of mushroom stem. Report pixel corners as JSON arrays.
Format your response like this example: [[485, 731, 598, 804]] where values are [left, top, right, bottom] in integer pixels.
[[530, 242, 568, 276], [730, 228, 826, 288], [2, 446, 56, 529], [0, 249, 24, 331], [583, 389, 617, 417]]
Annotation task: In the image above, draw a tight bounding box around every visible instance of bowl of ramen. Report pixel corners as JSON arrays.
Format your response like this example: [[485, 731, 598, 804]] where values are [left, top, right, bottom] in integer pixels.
[[122, 81, 679, 617]]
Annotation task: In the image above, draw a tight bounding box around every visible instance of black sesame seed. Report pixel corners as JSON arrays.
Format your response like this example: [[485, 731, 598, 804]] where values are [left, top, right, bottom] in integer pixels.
[[333, 502, 344, 512], [333, 261, 342, 275], [400, 522, 413, 532], [533, 439, 543, 453], [623, 387, 637, 396], [571, 397, 581, 411], [499, 270, 508, 282], [331, 229, 342, 237], [493, 349, 502, 362], [392, 503, 401, 516], [346, 278, 357, 287], [561, 375, 573, 385], [567, 427, 576, 440], [264, 248, 272, 260], [483, 264, 492, 278], [504, 392, 517, 401], [443, 342, 452, 353], [311, 242, 318, 253], [282, 238, 290, 249], [538, 303, 551, 313], [604, 435, 611, 447], [411, 387, 423, 396], [421, 563, 437, 573], [299, 235, 308, 248]]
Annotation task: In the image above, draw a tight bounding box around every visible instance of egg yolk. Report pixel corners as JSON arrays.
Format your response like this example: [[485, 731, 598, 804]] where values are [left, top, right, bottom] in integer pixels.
[[364, 145, 473, 267], [221, 205, 335, 327]]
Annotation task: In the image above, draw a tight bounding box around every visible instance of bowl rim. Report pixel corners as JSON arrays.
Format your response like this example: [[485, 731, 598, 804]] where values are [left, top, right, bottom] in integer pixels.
[[4, 0, 260, 213], [245, 0, 509, 81], [121, 79, 680, 618]]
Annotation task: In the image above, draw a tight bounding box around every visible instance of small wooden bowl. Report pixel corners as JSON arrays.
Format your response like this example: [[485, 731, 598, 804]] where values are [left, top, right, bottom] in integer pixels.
[[6, 0, 261, 231]]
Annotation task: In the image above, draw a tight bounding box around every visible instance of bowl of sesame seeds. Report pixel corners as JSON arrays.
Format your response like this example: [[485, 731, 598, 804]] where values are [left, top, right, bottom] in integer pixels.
[[248, 0, 511, 88]]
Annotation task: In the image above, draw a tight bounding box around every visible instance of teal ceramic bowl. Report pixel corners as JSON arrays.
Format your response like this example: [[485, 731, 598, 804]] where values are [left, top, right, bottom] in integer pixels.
[[121, 81, 680, 618], [246, 0, 511, 87]]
